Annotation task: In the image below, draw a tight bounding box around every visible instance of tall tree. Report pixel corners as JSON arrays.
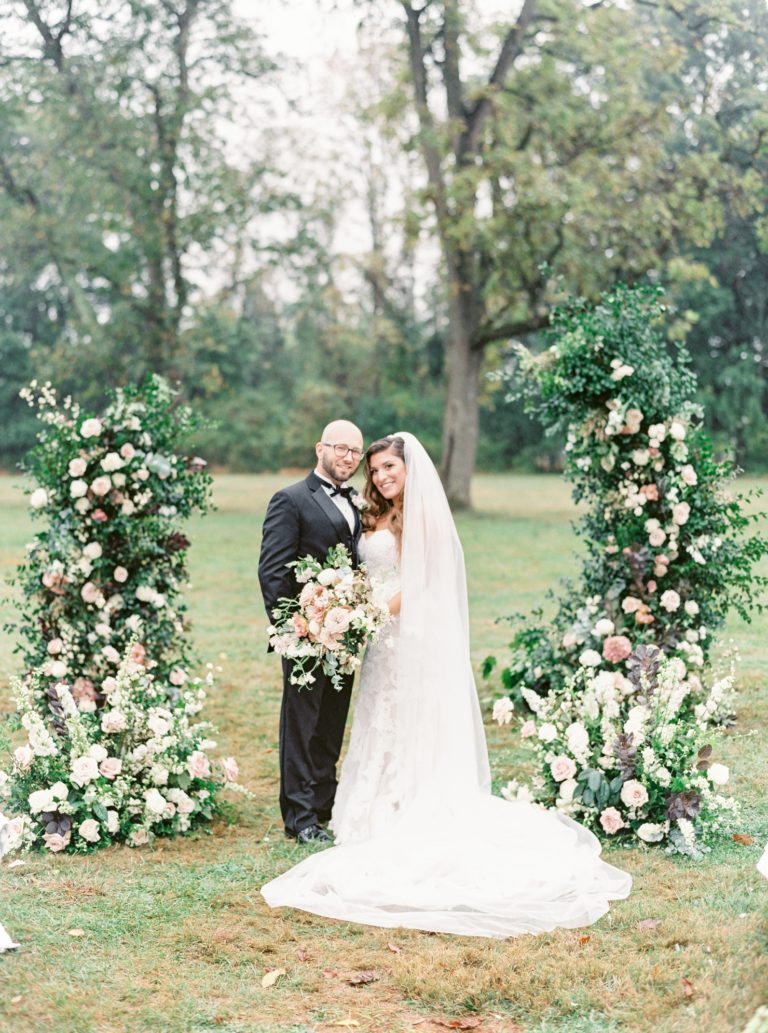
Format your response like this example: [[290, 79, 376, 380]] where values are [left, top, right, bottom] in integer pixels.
[[391, 0, 767, 506], [0, 0, 274, 388]]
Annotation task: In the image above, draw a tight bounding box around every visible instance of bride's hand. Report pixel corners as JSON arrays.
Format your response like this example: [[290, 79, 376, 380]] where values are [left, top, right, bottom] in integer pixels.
[[387, 592, 401, 616]]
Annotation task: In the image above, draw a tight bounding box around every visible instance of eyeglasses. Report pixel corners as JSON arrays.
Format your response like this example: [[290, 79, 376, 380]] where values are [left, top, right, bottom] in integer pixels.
[[322, 442, 363, 460]]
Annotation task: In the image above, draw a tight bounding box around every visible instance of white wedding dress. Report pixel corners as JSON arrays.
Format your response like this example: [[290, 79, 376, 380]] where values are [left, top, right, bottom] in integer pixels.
[[261, 435, 631, 938]]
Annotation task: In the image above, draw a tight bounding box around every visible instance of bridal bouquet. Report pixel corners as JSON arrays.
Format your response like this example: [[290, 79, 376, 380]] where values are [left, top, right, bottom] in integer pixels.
[[268, 545, 391, 690]]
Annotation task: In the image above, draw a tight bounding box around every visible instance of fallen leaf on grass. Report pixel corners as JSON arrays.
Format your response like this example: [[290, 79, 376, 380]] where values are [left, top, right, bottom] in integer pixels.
[[322, 969, 339, 979], [387, 942, 402, 953], [7, 860, 25, 869], [332, 1021, 359, 1028], [295, 948, 310, 962], [261, 968, 286, 988], [681, 977, 695, 998], [733, 834, 754, 846], [10, 996, 23, 1005], [579, 935, 591, 945], [347, 970, 380, 985], [637, 919, 661, 930], [430, 1020, 483, 1030], [67, 928, 85, 937]]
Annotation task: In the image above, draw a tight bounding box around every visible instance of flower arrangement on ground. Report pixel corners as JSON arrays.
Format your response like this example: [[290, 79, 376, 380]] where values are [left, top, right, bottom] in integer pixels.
[[494, 646, 738, 857], [0, 650, 241, 852], [1, 375, 241, 853], [268, 545, 392, 690]]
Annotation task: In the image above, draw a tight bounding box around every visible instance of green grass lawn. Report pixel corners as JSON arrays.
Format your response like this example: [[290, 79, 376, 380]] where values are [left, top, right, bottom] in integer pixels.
[[1, 472, 767, 1033]]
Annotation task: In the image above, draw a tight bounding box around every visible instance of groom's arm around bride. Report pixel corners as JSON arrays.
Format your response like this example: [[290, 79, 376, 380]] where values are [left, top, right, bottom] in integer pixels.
[[257, 420, 364, 844]]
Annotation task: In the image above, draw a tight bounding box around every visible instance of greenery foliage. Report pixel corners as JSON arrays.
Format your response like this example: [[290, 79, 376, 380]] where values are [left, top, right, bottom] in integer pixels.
[[0, 375, 242, 853], [488, 285, 768, 705]]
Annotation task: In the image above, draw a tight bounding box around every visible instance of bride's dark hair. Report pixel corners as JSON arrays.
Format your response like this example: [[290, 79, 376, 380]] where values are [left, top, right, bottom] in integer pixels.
[[363, 435, 406, 543]]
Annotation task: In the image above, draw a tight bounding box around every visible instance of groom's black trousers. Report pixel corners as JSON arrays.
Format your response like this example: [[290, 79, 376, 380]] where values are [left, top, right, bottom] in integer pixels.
[[279, 660, 354, 836]]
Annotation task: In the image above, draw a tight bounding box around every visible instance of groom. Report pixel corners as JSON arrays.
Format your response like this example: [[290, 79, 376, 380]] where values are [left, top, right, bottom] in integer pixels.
[[258, 420, 364, 844]]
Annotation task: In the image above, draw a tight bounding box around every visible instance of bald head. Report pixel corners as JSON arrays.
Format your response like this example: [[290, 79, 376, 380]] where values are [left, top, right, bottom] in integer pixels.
[[315, 419, 364, 484]]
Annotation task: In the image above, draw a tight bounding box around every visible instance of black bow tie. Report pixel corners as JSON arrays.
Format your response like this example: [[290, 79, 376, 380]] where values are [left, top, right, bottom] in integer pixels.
[[330, 484, 354, 499]]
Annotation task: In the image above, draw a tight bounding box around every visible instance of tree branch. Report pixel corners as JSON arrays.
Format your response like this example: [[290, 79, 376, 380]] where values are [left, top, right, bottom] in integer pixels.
[[471, 311, 551, 350], [459, 0, 538, 159]]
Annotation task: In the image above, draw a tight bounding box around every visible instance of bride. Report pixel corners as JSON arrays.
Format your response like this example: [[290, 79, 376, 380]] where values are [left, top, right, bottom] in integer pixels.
[[261, 432, 631, 938]]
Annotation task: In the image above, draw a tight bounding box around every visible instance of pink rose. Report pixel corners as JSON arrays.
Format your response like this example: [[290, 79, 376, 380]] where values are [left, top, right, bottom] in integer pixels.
[[69, 457, 88, 477], [520, 720, 536, 738], [92, 509, 108, 523], [680, 464, 697, 486], [129, 827, 149, 847], [42, 569, 67, 594], [43, 831, 72, 852], [646, 580, 657, 593], [80, 581, 101, 605], [635, 609, 655, 625], [549, 755, 577, 782], [99, 757, 122, 779], [640, 484, 659, 501], [620, 779, 649, 809], [317, 627, 341, 651], [648, 528, 666, 547], [114, 566, 129, 583], [292, 613, 309, 637], [621, 596, 642, 614], [129, 643, 147, 665], [221, 757, 239, 782], [602, 635, 632, 663], [599, 807, 625, 835], [169, 667, 187, 686], [672, 501, 690, 526], [324, 606, 352, 635], [72, 677, 97, 702], [187, 750, 211, 780], [120, 442, 136, 460], [101, 709, 126, 733], [47, 638, 63, 655]]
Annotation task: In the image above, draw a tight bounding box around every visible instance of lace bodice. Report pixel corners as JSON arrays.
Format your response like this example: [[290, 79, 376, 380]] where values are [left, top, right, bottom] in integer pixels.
[[358, 529, 400, 596]]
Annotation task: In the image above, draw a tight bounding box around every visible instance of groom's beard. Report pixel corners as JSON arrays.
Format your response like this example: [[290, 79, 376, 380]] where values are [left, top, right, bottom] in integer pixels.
[[319, 455, 358, 484]]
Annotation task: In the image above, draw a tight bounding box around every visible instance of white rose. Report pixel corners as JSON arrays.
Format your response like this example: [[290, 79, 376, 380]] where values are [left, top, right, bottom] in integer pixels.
[[91, 475, 111, 496], [101, 709, 127, 733], [101, 452, 123, 472], [50, 781, 69, 800], [579, 649, 602, 668], [707, 763, 729, 786], [69, 457, 88, 477], [30, 488, 48, 509], [669, 420, 686, 440], [492, 698, 515, 725], [144, 788, 167, 815], [538, 722, 558, 743], [13, 745, 34, 770], [70, 479, 88, 498], [637, 822, 666, 843], [122, 500, 136, 516], [80, 418, 103, 438], [593, 618, 615, 638], [74, 498, 91, 513], [631, 449, 650, 466], [684, 600, 700, 616], [559, 778, 578, 803], [672, 501, 691, 526], [47, 638, 63, 655], [47, 659, 67, 679], [106, 810, 120, 834], [113, 566, 129, 583], [78, 818, 101, 843], [148, 714, 170, 737], [28, 788, 55, 813], [70, 755, 100, 786], [565, 721, 590, 756], [660, 590, 681, 612], [680, 464, 697, 486], [87, 744, 108, 763], [83, 542, 102, 560]]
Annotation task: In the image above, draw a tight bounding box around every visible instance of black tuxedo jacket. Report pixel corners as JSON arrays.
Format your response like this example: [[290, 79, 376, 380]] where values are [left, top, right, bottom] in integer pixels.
[[258, 471, 362, 621]]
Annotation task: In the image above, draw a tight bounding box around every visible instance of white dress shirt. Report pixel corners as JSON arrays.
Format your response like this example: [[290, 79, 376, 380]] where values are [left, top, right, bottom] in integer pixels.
[[314, 469, 356, 533]]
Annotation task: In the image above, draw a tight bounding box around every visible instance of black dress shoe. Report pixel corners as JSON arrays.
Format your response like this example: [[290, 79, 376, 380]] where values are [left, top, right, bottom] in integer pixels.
[[296, 824, 332, 845]]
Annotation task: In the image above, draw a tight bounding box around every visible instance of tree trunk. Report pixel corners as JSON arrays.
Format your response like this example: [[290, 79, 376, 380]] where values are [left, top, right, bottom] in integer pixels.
[[441, 289, 482, 508]]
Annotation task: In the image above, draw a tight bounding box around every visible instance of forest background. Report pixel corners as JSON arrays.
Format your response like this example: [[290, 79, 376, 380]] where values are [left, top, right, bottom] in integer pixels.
[[0, 0, 766, 507]]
